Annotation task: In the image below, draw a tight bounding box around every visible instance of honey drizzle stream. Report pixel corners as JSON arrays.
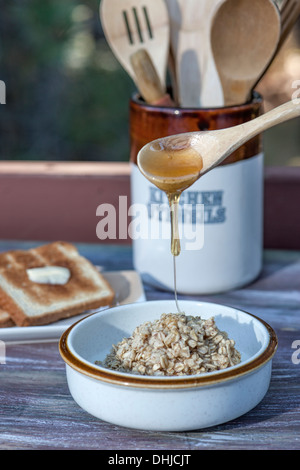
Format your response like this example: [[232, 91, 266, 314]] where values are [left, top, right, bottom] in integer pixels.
[[168, 192, 182, 313], [173, 254, 181, 313], [137, 140, 204, 315], [168, 192, 181, 257]]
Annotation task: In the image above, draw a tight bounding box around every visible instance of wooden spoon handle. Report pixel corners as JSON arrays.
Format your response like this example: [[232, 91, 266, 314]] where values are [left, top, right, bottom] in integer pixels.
[[130, 49, 174, 107], [199, 100, 300, 173], [213, 99, 300, 165], [239, 99, 300, 140]]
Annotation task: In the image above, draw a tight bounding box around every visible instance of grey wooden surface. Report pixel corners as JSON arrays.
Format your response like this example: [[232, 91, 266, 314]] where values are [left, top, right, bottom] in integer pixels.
[[0, 241, 299, 450]]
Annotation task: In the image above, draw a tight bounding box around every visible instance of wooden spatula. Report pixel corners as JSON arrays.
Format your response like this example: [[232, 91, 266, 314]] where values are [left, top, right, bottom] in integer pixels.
[[165, 0, 225, 108], [100, 0, 170, 93]]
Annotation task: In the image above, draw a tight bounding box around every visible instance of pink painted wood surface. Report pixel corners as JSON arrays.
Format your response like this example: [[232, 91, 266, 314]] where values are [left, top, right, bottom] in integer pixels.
[[0, 162, 131, 244], [264, 166, 300, 249], [0, 162, 299, 249]]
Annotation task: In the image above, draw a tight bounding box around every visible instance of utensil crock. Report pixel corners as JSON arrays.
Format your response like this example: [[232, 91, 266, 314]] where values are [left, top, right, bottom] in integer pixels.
[[129, 93, 264, 294]]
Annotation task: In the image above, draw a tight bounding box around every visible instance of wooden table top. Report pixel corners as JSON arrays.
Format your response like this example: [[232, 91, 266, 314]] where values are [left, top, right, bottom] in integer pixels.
[[1, 241, 299, 450]]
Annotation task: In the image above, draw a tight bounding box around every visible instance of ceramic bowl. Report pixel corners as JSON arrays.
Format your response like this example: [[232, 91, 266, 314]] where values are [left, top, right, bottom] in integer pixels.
[[59, 300, 277, 431]]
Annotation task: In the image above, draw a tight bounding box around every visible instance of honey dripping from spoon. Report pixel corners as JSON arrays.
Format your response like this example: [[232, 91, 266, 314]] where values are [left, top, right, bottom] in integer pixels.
[[138, 136, 203, 312]]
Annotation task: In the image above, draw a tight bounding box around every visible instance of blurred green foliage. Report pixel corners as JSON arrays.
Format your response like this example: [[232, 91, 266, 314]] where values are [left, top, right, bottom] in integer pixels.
[[0, 0, 134, 161]]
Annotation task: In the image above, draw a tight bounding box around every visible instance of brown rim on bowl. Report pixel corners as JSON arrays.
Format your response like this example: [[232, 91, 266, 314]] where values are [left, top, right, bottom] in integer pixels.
[[59, 309, 278, 390]]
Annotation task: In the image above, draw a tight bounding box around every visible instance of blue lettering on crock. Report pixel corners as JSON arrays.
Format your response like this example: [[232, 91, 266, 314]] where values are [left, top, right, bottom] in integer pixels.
[[147, 188, 226, 224]]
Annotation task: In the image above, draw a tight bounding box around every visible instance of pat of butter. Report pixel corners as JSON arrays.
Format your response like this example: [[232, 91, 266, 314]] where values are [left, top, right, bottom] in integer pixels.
[[27, 266, 71, 285]]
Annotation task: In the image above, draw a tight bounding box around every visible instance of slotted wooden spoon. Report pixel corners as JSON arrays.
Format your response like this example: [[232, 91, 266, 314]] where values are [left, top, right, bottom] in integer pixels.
[[100, 0, 170, 95], [165, 0, 225, 108], [138, 100, 300, 179], [211, 0, 281, 106]]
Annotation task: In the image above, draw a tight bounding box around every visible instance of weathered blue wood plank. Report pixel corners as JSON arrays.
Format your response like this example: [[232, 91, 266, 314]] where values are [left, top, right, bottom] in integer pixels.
[[0, 242, 299, 450]]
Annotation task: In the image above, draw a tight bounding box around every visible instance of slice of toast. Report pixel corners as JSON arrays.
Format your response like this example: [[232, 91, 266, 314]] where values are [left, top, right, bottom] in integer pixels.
[[0, 307, 15, 328], [0, 241, 115, 327]]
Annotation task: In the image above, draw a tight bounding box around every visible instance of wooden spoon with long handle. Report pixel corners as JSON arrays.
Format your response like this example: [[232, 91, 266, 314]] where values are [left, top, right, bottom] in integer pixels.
[[211, 0, 281, 106], [138, 100, 300, 180]]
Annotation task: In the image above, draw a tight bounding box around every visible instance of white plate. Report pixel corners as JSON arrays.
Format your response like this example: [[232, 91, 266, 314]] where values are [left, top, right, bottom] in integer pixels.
[[0, 270, 145, 343]]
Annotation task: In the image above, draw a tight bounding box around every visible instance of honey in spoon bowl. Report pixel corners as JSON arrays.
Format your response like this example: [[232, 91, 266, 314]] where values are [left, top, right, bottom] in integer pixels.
[[138, 135, 203, 194], [137, 135, 203, 257]]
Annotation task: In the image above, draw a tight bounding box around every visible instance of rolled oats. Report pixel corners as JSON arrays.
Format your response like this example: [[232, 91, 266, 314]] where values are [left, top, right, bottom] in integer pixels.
[[97, 313, 241, 376]]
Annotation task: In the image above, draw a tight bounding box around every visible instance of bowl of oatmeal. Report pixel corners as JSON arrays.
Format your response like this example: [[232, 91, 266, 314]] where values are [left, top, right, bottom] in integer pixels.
[[59, 300, 277, 431]]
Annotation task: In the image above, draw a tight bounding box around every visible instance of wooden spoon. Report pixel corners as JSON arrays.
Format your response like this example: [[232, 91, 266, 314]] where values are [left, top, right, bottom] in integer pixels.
[[211, 0, 281, 106], [100, 0, 170, 92], [165, 0, 225, 108], [138, 100, 300, 181]]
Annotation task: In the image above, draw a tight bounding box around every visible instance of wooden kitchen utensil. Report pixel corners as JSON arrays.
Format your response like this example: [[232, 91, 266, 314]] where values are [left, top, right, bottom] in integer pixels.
[[130, 49, 174, 106], [211, 0, 281, 106], [138, 99, 300, 179], [165, 0, 225, 108], [100, 0, 170, 92], [278, 0, 300, 50]]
